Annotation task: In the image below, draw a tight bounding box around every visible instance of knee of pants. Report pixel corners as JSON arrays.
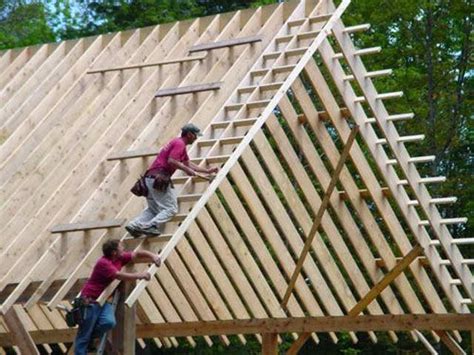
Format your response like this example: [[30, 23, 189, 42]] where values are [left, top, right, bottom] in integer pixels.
[[99, 318, 116, 332]]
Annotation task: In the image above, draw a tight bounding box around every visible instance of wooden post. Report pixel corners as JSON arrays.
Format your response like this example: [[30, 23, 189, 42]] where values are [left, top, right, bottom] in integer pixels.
[[3, 306, 40, 355], [262, 333, 278, 355], [112, 279, 136, 354], [286, 332, 311, 355], [349, 245, 424, 316], [281, 126, 359, 308]]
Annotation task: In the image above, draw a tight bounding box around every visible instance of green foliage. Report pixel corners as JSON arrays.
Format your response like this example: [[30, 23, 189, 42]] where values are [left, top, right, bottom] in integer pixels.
[[0, 1, 54, 49]]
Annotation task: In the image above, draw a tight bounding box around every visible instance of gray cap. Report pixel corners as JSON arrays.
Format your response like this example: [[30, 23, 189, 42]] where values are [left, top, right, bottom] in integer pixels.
[[181, 123, 203, 136]]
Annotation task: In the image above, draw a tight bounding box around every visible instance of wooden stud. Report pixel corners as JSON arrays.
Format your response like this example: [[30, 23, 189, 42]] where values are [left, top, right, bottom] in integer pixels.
[[348, 245, 424, 316], [112, 281, 136, 355]]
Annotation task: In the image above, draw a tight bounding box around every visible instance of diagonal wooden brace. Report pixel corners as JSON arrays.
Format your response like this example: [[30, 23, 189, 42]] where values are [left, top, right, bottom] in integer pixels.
[[348, 244, 424, 316], [281, 126, 359, 308], [3, 306, 40, 354]]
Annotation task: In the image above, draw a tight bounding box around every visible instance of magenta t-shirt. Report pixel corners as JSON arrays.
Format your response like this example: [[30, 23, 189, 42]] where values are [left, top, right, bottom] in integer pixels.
[[148, 137, 189, 176], [81, 251, 133, 300]]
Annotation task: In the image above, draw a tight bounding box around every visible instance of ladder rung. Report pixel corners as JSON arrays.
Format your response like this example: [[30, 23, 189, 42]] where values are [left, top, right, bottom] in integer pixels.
[[177, 194, 202, 202], [407, 200, 419, 206], [439, 259, 451, 265], [123, 234, 172, 244], [449, 279, 462, 285], [190, 154, 230, 164], [309, 13, 333, 23], [429, 197, 457, 205], [172, 175, 209, 184], [247, 99, 271, 109], [365, 118, 376, 124], [287, 18, 306, 27], [387, 113, 414, 121], [250, 68, 269, 76], [397, 134, 424, 143], [171, 213, 187, 222], [461, 299, 473, 305], [238, 82, 282, 94], [272, 64, 295, 74], [197, 136, 244, 147], [211, 118, 257, 129], [343, 24, 371, 33], [375, 138, 387, 145], [284, 47, 308, 56], [275, 34, 293, 43], [461, 259, 474, 265], [297, 30, 322, 40], [224, 103, 244, 111], [263, 51, 281, 60]]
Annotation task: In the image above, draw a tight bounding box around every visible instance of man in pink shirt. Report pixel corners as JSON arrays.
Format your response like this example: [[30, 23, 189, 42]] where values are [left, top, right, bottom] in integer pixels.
[[74, 239, 160, 354], [126, 124, 218, 237]]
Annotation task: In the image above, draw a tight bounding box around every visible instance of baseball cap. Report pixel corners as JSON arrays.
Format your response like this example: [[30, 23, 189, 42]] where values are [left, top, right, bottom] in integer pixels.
[[181, 123, 203, 136]]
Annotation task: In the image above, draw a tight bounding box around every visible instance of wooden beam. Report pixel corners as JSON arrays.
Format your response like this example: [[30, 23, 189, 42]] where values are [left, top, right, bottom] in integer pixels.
[[286, 332, 311, 355], [188, 35, 263, 53], [107, 148, 159, 161], [50, 219, 126, 234], [435, 330, 465, 355], [281, 126, 359, 308], [349, 245, 424, 316], [155, 81, 222, 97], [338, 187, 390, 200], [87, 54, 206, 74], [1, 315, 473, 347], [262, 333, 278, 355], [297, 107, 350, 123], [3, 306, 39, 354], [375, 256, 429, 268]]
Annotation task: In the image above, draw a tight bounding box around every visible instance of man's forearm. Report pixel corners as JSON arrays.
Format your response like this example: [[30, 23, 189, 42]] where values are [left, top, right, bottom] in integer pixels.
[[169, 158, 195, 175], [135, 250, 156, 262], [115, 271, 148, 282]]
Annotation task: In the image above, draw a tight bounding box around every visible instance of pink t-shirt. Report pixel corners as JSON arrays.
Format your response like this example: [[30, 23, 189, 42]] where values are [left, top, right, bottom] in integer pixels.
[[148, 137, 189, 176], [81, 251, 133, 300]]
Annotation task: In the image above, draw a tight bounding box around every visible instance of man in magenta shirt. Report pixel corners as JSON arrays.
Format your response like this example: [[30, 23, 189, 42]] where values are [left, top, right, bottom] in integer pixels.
[[126, 123, 218, 237], [74, 239, 161, 354]]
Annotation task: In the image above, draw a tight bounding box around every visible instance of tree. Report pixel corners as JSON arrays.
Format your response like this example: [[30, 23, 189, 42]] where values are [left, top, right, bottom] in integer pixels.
[[0, 0, 54, 50]]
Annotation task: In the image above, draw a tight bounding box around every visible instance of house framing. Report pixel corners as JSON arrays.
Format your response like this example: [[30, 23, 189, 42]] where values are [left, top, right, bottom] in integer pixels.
[[0, 0, 472, 353]]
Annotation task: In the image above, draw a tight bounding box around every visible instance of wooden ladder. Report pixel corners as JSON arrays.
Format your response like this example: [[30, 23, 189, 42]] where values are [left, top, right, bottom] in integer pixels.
[[96, 0, 353, 307]]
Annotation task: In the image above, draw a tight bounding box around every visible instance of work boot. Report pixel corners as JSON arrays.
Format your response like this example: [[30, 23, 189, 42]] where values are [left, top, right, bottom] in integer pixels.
[[137, 224, 161, 236], [125, 224, 143, 238]]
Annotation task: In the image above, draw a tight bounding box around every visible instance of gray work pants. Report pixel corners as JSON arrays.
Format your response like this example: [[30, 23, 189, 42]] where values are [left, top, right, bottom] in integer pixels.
[[130, 177, 178, 232]]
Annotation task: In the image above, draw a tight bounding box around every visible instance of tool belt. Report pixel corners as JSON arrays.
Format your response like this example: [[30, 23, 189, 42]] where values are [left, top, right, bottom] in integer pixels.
[[146, 168, 173, 192]]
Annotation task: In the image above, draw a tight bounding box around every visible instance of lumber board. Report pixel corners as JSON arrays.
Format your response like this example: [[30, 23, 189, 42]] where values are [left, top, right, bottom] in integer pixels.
[[155, 81, 222, 97], [189, 35, 263, 53], [50, 218, 126, 233], [3, 306, 39, 354], [87, 54, 206, 73], [0, 315, 473, 347]]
